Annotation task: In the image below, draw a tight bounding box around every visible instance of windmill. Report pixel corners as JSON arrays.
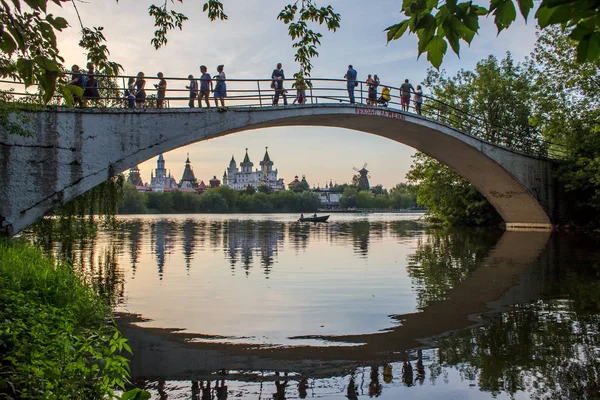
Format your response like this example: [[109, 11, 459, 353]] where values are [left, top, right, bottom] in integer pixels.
[[353, 163, 371, 191]]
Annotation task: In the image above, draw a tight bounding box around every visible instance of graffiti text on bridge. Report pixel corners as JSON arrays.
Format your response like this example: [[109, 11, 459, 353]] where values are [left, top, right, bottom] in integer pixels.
[[355, 108, 406, 120]]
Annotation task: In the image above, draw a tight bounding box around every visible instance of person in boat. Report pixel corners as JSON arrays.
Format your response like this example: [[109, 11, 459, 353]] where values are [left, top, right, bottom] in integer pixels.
[[300, 213, 304, 220]]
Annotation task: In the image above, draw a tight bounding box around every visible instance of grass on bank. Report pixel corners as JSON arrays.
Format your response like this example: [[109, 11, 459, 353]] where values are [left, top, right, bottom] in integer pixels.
[[0, 240, 148, 400]]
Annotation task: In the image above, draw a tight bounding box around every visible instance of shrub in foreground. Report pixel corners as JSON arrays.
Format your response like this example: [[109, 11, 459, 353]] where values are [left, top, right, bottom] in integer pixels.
[[0, 241, 148, 399]]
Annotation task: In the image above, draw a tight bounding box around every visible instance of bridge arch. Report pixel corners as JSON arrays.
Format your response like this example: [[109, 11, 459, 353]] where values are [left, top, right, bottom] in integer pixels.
[[0, 105, 558, 235]]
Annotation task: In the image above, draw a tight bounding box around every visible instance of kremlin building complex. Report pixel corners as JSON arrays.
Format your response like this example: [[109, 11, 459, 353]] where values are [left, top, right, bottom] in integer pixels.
[[127, 148, 286, 193]]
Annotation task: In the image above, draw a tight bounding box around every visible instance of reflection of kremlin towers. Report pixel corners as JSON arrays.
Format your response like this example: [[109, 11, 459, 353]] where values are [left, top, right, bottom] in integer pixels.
[[224, 220, 283, 275], [150, 154, 178, 192], [127, 153, 217, 193], [223, 147, 285, 191]]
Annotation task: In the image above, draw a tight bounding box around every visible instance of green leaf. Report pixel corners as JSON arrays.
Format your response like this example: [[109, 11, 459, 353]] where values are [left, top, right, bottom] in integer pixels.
[[46, 15, 68, 31], [120, 388, 151, 400], [23, 0, 46, 12], [58, 85, 74, 107], [16, 58, 34, 86], [493, 0, 517, 31], [516, 0, 534, 21], [535, 5, 555, 28], [426, 35, 448, 69], [577, 32, 600, 63], [0, 31, 17, 55], [385, 20, 410, 42], [570, 24, 594, 41], [417, 23, 436, 56], [34, 56, 60, 72]]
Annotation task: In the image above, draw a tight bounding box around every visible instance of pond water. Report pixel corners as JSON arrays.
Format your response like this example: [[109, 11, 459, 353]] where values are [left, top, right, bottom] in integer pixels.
[[27, 214, 600, 399]]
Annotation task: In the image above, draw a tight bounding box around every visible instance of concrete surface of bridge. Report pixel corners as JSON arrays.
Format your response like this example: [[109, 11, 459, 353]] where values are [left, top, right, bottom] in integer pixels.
[[0, 105, 561, 235]]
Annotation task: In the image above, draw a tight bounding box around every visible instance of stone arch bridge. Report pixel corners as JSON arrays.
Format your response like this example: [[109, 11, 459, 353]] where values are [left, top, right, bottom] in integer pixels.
[[0, 105, 561, 235]]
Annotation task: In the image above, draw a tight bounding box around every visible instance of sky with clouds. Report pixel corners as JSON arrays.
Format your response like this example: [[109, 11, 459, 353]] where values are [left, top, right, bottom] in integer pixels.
[[51, 0, 539, 188]]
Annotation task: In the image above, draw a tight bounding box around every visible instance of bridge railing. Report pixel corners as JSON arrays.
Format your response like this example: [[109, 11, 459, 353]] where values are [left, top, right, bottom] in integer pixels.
[[0, 75, 566, 159]]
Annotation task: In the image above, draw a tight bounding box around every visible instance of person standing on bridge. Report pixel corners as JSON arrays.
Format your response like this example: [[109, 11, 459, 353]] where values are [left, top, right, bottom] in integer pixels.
[[400, 79, 415, 112], [155, 72, 167, 109], [83, 63, 100, 105], [213, 65, 227, 108], [68, 64, 84, 107], [271, 63, 288, 106], [414, 84, 423, 115], [186, 74, 198, 108], [344, 65, 358, 104], [127, 77, 136, 109], [199, 65, 212, 108], [135, 72, 146, 109]]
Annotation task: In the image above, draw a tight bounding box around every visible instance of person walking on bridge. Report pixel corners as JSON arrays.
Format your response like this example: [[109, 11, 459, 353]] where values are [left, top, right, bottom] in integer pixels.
[[199, 65, 212, 108], [400, 79, 415, 112], [271, 63, 288, 106], [213, 65, 227, 108], [344, 65, 358, 104], [186, 74, 198, 108]]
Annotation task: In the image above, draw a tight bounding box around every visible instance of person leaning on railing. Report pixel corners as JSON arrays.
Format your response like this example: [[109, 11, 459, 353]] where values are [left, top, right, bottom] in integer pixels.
[[400, 79, 415, 112]]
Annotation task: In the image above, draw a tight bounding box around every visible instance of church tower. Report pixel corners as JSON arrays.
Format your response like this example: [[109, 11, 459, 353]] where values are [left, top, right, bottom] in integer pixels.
[[260, 147, 274, 173], [227, 155, 237, 185], [155, 154, 167, 184], [240, 148, 253, 173], [127, 165, 144, 186], [180, 154, 198, 189]]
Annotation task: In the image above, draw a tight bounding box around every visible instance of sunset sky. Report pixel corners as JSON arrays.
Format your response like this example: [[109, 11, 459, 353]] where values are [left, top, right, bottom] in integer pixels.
[[51, 0, 539, 188]]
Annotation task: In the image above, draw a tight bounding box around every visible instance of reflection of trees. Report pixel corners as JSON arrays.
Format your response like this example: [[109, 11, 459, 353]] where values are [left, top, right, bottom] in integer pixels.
[[435, 301, 600, 399], [22, 218, 125, 305], [406, 228, 503, 310], [336, 221, 371, 257], [287, 222, 311, 251]]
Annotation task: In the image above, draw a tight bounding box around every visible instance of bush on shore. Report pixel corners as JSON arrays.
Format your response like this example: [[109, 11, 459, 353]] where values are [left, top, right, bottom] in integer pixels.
[[0, 241, 147, 399]]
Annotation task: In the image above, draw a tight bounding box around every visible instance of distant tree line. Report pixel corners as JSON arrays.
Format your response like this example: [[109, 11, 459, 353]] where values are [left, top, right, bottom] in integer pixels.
[[337, 183, 419, 210], [120, 180, 420, 214], [119, 184, 322, 214]]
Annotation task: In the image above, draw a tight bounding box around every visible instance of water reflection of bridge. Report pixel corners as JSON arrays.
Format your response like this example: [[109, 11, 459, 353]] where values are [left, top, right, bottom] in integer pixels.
[[119, 229, 553, 365], [117, 230, 600, 400]]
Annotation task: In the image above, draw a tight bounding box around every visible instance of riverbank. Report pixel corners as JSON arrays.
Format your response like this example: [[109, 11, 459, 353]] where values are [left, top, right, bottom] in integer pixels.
[[0, 240, 144, 399]]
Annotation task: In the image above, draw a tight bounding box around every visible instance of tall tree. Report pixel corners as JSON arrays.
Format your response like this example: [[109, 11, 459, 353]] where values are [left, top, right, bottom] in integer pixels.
[[408, 52, 540, 226], [529, 26, 600, 226]]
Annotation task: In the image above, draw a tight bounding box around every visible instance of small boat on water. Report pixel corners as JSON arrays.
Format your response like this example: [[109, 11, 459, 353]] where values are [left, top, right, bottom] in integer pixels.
[[299, 215, 330, 223]]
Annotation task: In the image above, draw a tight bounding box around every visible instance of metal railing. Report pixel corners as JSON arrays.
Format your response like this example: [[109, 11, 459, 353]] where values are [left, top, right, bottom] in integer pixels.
[[0, 75, 566, 159]]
